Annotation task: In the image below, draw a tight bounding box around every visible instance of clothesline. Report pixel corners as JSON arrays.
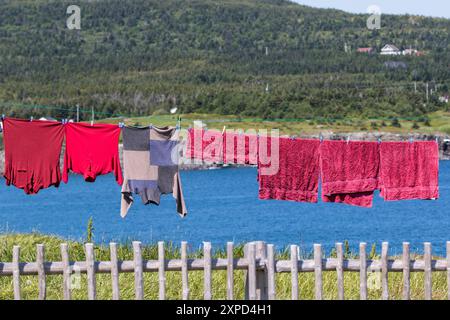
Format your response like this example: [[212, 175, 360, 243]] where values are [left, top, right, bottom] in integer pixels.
[[0, 117, 441, 219], [187, 128, 440, 208], [1, 117, 186, 218]]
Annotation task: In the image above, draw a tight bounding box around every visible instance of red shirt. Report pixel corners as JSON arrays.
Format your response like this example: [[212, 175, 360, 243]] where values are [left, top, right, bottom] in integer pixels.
[[63, 122, 123, 185], [3, 118, 64, 194]]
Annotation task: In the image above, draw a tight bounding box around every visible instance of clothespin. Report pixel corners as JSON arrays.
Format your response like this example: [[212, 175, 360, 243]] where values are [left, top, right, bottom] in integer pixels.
[[118, 122, 124, 129], [319, 133, 324, 143], [290, 135, 297, 140], [221, 126, 227, 135], [346, 135, 350, 144], [377, 137, 382, 144], [30, 116, 33, 122], [409, 135, 414, 144], [435, 136, 439, 144], [1, 114, 5, 120]]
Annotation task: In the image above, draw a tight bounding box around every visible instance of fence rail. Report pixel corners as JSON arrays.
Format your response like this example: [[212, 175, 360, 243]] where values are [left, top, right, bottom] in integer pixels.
[[1, 240, 450, 300]]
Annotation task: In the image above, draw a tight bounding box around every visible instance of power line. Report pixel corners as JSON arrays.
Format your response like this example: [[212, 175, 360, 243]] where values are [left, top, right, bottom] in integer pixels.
[[0, 102, 126, 118]]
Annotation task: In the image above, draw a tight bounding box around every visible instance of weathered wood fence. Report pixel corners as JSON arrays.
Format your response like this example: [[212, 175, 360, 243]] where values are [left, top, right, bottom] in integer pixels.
[[2, 241, 450, 300]]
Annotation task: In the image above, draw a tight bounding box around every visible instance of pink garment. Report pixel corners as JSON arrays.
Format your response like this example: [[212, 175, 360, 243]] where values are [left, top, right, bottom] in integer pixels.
[[202, 130, 223, 163], [223, 132, 258, 165], [186, 128, 223, 163], [320, 140, 380, 208], [186, 128, 204, 160], [258, 137, 320, 202], [379, 141, 439, 201]]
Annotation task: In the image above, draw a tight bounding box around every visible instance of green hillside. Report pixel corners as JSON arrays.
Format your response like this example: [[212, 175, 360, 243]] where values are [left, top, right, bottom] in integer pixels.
[[0, 0, 449, 120]]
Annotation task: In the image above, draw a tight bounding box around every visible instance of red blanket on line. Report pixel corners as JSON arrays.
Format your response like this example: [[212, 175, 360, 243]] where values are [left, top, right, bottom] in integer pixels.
[[379, 141, 439, 201], [320, 140, 380, 208], [258, 137, 321, 203]]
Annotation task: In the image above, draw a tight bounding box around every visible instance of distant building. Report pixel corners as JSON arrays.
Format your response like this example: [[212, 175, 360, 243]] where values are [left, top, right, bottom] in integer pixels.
[[380, 44, 401, 55], [439, 95, 449, 103], [402, 48, 418, 56], [39, 117, 57, 121], [402, 48, 426, 56], [384, 61, 408, 69], [357, 47, 376, 54], [415, 51, 426, 57]]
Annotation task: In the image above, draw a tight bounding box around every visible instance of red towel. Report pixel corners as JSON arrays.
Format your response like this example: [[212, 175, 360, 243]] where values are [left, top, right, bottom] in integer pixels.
[[186, 128, 204, 160], [63, 122, 123, 185], [202, 130, 223, 163], [258, 137, 320, 202], [3, 118, 64, 194], [379, 141, 439, 201], [320, 140, 380, 208], [186, 128, 223, 163], [223, 132, 258, 165]]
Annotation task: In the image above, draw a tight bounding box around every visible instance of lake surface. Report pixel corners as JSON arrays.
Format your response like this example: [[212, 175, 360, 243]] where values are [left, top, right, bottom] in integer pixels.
[[0, 162, 449, 255]]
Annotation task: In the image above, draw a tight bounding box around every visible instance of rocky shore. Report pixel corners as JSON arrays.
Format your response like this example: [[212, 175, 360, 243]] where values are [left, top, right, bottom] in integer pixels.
[[0, 132, 448, 173]]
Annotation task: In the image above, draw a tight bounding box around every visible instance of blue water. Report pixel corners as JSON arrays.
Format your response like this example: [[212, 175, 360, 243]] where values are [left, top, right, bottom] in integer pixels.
[[0, 162, 449, 255]]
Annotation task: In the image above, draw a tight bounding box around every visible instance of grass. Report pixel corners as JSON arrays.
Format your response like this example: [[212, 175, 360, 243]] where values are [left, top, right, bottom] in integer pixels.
[[0, 233, 448, 300], [99, 111, 450, 136]]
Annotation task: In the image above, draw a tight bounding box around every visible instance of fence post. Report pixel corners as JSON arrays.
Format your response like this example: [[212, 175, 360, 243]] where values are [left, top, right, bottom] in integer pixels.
[[255, 241, 268, 300], [244, 241, 268, 300], [12, 245, 21, 300]]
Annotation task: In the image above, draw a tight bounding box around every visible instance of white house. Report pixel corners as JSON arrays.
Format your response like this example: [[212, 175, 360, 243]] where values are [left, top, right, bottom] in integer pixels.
[[403, 48, 417, 56], [380, 44, 401, 55]]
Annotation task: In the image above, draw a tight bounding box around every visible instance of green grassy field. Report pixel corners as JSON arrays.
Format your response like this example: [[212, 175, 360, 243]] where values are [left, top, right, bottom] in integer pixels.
[[0, 233, 448, 300], [100, 111, 450, 136]]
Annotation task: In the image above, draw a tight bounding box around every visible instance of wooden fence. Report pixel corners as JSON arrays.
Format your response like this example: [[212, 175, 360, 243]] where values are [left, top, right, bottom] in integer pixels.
[[2, 240, 450, 300]]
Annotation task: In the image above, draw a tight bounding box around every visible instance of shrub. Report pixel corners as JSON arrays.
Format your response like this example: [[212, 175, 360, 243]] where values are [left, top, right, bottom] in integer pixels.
[[391, 118, 401, 128]]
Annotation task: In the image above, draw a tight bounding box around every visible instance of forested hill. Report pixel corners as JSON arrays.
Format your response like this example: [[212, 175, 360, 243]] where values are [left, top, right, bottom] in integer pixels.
[[0, 0, 449, 120]]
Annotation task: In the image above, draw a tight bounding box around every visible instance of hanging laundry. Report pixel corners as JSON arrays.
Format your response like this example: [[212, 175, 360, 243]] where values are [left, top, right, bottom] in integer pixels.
[[2, 118, 64, 194], [63, 122, 123, 185], [320, 140, 380, 208], [186, 128, 223, 163], [120, 126, 187, 217], [186, 128, 204, 160], [185, 128, 223, 163], [202, 130, 223, 163], [223, 131, 258, 165], [258, 137, 321, 202], [379, 141, 439, 201]]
